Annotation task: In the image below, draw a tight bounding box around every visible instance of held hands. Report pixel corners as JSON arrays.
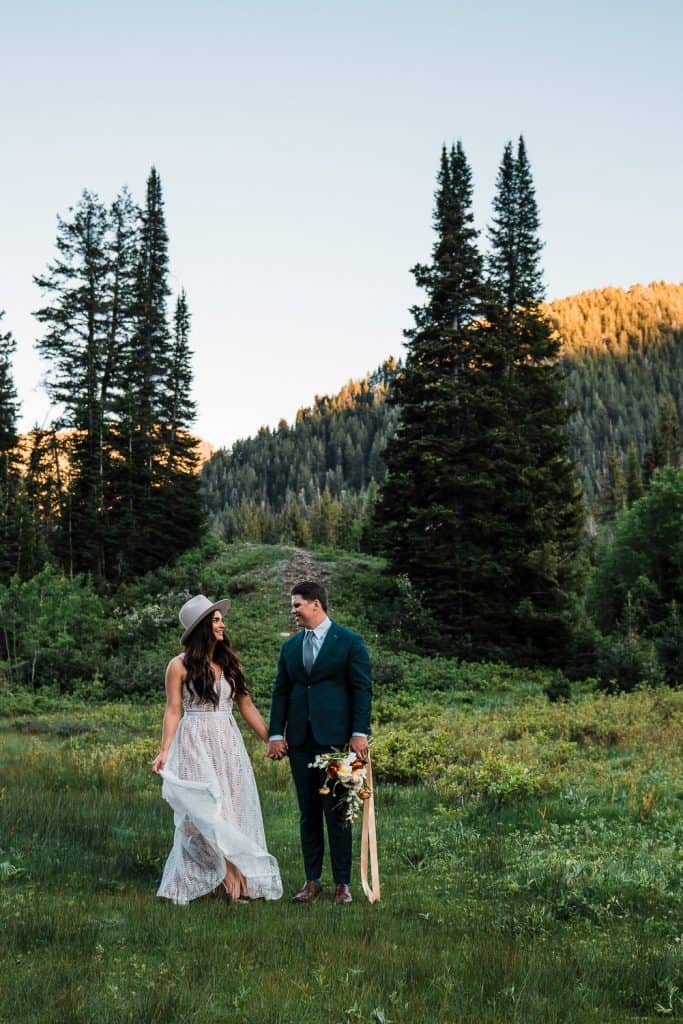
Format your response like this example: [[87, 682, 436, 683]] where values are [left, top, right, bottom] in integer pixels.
[[267, 739, 288, 760]]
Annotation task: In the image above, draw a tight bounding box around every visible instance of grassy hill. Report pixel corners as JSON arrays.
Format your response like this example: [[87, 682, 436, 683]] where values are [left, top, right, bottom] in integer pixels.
[[1, 540, 681, 1023]]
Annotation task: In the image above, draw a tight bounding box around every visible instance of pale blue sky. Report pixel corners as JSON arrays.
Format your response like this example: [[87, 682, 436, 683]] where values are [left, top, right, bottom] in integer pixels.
[[3, 0, 682, 447]]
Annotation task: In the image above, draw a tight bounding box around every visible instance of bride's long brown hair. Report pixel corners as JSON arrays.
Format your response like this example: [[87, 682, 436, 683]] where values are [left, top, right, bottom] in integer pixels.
[[182, 614, 248, 708]]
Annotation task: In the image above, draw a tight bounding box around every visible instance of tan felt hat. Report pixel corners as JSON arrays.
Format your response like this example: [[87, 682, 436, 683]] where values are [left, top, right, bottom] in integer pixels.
[[179, 594, 231, 644]]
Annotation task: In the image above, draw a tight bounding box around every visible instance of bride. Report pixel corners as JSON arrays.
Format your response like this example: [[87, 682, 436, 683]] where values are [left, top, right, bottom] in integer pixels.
[[152, 594, 282, 904]]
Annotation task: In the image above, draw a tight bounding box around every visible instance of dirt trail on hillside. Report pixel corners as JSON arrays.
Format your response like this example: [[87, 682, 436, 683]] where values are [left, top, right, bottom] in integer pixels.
[[282, 548, 329, 594], [278, 550, 335, 639], [282, 548, 335, 598]]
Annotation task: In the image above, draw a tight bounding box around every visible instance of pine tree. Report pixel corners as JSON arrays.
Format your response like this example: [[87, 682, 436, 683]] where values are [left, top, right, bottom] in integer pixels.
[[374, 143, 484, 648], [0, 315, 47, 580], [599, 440, 626, 521], [24, 427, 64, 548], [474, 136, 585, 659], [280, 494, 312, 546], [163, 291, 197, 469], [33, 173, 201, 580], [509, 136, 544, 307], [0, 312, 20, 579], [643, 395, 682, 483], [624, 442, 644, 506], [0, 312, 18, 461], [487, 141, 518, 311], [101, 187, 140, 572], [33, 191, 112, 574], [117, 167, 175, 574], [336, 491, 362, 550], [317, 484, 340, 545], [487, 136, 545, 312], [157, 291, 203, 557], [376, 138, 583, 660]]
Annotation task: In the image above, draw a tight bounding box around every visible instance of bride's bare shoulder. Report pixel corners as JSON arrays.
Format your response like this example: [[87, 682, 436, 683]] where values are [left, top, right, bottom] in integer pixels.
[[165, 654, 188, 683]]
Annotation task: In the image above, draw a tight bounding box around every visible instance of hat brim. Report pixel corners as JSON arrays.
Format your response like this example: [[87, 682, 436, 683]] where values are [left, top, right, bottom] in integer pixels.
[[180, 598, 231, 644]]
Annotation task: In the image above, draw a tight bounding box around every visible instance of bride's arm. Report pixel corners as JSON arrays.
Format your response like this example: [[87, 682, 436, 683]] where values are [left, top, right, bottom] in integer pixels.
[[151, 657, 184, 772], [235, 693, 269, 742]]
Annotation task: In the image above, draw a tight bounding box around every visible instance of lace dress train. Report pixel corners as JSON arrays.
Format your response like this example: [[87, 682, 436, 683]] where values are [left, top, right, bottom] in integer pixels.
[[157, 676, 282, 904]]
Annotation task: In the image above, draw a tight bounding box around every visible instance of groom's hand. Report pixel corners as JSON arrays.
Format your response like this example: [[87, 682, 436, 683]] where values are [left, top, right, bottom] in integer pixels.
[[349, 735, 369, 761], [268, 739, 288, 760]]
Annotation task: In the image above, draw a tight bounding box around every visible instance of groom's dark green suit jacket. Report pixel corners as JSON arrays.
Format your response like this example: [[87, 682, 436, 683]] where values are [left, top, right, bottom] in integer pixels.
[[269, 622, 372, 747]]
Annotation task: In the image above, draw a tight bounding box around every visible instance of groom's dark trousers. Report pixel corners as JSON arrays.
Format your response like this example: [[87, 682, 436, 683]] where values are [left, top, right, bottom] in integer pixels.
[[289, 726, 351, 885], [269, 622, 372, 886]]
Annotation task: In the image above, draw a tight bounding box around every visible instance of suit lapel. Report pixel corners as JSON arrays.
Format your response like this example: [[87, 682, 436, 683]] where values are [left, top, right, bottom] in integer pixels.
[[309, 622, 342, 678], [288, 630, 307, 680]]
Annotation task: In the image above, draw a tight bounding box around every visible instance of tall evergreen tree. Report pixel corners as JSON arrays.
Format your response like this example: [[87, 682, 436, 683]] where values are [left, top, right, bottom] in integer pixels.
[[624, 442, 644, 507], [473, 136, 585, 659], [0, 312, 18, 460], [163, 290, 197, 469], [24, 427, 64, 549], [33, 192, 112, 574], [374, 142, 485, 649], [32, 172, 201, 579], [643, 395, 682, 483], [378, 138, 583, 661], [487, 136, 544, 310], [0, 315, 47, 579], [100, 187, 140, 571], [157, 291, 203, 556], [0, 312, 20, 579], [116, 167, 175, 574], [599, 439, 626, 522]]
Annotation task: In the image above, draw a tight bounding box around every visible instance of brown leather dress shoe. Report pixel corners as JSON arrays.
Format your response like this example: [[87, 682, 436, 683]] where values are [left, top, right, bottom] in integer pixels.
[[334, 883, 352, 905], [292, 880, 323, 903]]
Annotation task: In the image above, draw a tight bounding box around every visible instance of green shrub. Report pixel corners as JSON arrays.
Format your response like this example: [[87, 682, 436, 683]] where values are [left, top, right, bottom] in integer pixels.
[[103, 650, 171, 700], [0, 566, 108, 690], [544, 670, 572, 702], [437, 752, 554, 805], [371, 706, 453, 782], [596, 633, 664, 693], [369, 650, 405, 690], [655, 601, 683, 686], [587, 467, 683, 636], [0, 685, 74, 717]]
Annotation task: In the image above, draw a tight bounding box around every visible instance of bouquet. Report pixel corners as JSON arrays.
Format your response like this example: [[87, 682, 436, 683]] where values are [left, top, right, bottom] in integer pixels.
[[309, 748, 372, 823]]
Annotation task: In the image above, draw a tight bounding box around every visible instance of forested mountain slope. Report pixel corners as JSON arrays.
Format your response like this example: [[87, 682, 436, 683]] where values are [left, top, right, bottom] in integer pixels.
[[201, 282, 683, 522], [553, 281, 683, 495], [201, 359, 400, 526]]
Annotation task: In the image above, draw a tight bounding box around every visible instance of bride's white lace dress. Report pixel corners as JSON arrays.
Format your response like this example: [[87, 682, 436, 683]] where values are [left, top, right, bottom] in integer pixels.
[[157, 675, 282, 904]]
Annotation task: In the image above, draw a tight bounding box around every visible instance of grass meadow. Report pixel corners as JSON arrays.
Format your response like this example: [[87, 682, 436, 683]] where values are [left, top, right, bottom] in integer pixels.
[[0, 544, 682, 1023], [1, 689, 682, 1024]]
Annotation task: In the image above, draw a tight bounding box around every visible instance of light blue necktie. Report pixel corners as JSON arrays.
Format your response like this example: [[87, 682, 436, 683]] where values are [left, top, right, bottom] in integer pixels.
[[302, 629, 315, 674]]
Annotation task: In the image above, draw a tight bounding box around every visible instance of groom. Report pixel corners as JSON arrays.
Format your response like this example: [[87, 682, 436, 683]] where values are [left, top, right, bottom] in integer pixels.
[[268, 580, 372, 905]]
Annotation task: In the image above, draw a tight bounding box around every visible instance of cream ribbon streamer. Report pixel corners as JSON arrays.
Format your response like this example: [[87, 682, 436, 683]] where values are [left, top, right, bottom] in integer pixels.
[[360, 752, 380, 903]]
